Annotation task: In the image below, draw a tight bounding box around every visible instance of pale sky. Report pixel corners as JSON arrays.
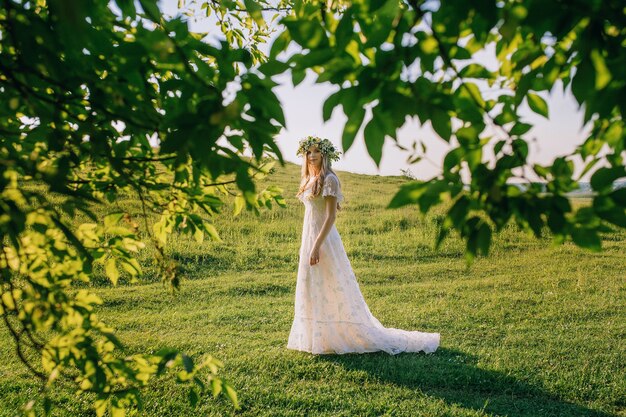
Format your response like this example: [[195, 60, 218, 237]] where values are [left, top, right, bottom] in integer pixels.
[[160, 0, 593, 180], [273, 73, 589, 180]]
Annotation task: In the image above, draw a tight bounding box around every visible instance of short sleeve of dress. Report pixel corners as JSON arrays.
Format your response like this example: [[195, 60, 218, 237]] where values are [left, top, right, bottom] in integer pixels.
[[322, 174, 344, 204]]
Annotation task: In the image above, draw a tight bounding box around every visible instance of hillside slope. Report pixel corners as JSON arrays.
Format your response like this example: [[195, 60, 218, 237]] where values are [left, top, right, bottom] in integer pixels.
[[0, 160, 624, 417]]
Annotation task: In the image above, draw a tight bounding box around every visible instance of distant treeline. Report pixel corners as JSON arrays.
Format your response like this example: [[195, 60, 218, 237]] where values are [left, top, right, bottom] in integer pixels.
[[508, 180, 626, 195]]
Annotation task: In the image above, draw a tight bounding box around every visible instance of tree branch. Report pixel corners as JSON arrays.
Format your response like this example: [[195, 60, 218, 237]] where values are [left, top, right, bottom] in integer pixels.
[[1, 309, 47, 380]]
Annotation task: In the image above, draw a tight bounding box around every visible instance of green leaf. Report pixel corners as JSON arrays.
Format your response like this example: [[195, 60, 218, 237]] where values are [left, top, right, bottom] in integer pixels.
[[182, 354, 194, 372], [461, 82, 485, 108], [547, 206, 566, 234], [153, 217, 168, 246], [258, 60, 290, 77], [435, 216, 452, 249], [283, 20, 328, 49], [188, 387, 199, 407], [610, 188, 626, 206], [225, 385, 240, 409], [571, 227, 601, 252], [387, 181, 427, 208], [417, 181, 449, 214], [203, 221, 221, 241], [590, 166, 626, 192], [292, 69, 306, 87], [192, 222, 204, 243], [476, 222, 492, 256], [577, 156, 600, 180], [443, 147, 463, 172], [590, 49, 611, 90], [95, 399, 107, 417], [233, 195, 245, 216], [533, 164, 549, 178], [339, 87, 359, 115], [243, 0, 264, 26], [456, 126, 480, 148], [431, 108, 451, 141], [464, 216, 481, 258], [211, 379, 223, 397], [270, 31, 291, 59], [510, 122, 532, 136], [323, 89, 342, 122], [604, 121, 623, 149], [449, 45, 471, 60], [107, 226, 134, 237], [419, 34, 438, 54], [111, 404, 126, 417], [512, 138, 529, 160], [246, 84, 286, 126], [236, 167, 256, 200], [43, 397, 52, 414], [363, 113, 387, 166], [105, 258, 120, 285], [294, 48, 334, 69], [1, 291, 15, 310], [138, 0, 160, 19], [526, 204, 544, 237], [465, 148, 483, 170], [526, 93, 548, 118], [115, 0, 136, 18], [104, 212, 125, 228], [448, 196, 469, 228], [102, 331, 124, 349], [494, 140, 506, 155], [571, 58, 594, 106], [342, 106, 365, 153], [334, 10, 353, 51], [459, 63, 494, 79], [596, 207, 626, 227]]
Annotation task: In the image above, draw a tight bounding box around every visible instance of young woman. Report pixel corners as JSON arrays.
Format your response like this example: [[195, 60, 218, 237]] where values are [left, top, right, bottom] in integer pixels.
[[287, 136, 440, 355]]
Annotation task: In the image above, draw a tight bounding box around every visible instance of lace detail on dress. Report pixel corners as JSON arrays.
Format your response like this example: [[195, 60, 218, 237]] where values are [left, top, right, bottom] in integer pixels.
[[322, 174, 344, 204]]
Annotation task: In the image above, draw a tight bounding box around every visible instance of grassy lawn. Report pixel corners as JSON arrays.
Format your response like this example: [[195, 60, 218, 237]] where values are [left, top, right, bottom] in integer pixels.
[[1, 161, 624, 416]]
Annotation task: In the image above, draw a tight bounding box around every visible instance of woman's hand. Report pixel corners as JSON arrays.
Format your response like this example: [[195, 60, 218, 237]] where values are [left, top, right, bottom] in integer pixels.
[[309, 245, 320, 266]]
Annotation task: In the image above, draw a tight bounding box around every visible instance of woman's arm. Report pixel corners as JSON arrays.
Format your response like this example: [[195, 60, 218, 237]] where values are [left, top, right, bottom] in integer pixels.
[[309, 196, 337, 265]]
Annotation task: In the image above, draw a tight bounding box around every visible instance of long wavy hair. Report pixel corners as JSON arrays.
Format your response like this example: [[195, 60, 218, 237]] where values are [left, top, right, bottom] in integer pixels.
[[296, 146, 342, 210]]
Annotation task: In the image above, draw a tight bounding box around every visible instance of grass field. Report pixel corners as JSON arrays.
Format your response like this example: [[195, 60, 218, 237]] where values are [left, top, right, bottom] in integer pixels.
[[1, 161, 625, 417]]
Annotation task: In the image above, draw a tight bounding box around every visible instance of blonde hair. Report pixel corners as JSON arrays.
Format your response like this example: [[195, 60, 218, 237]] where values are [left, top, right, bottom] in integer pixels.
[[296, 146, 342, 211]]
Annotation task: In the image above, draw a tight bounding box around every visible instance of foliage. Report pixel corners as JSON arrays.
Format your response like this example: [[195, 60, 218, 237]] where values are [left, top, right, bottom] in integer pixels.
[[180, 0, 292, 65], [267, 0, 626, 261], [0, 0, 286, 414]]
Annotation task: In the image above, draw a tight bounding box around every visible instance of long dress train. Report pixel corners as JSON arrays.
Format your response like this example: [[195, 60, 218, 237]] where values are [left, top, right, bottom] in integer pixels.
[[287, 173, 440, 355]]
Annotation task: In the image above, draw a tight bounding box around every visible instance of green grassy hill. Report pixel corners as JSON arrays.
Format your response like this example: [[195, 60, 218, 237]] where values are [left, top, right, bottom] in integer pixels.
[[1, 161, 624, 416]]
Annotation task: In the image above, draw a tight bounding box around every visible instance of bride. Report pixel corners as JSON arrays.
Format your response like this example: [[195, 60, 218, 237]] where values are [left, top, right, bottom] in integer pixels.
[[287, 136, 440, 355]]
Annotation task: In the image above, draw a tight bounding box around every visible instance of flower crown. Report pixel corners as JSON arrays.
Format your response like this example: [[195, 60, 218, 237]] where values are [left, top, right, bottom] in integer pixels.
[[296, 136, 342, 162]]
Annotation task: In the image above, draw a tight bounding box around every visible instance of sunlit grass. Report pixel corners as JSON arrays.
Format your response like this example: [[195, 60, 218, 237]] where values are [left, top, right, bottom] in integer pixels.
[[1, 161, 624, 417]]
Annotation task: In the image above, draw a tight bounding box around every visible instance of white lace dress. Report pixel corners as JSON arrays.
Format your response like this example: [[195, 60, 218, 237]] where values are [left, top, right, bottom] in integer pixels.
[[287, 173, 440, 355]]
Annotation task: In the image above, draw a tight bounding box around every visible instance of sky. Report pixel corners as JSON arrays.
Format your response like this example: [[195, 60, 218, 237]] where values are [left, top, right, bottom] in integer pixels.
[[273, 72, 589, 180], [160, 0, 592, 180]]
